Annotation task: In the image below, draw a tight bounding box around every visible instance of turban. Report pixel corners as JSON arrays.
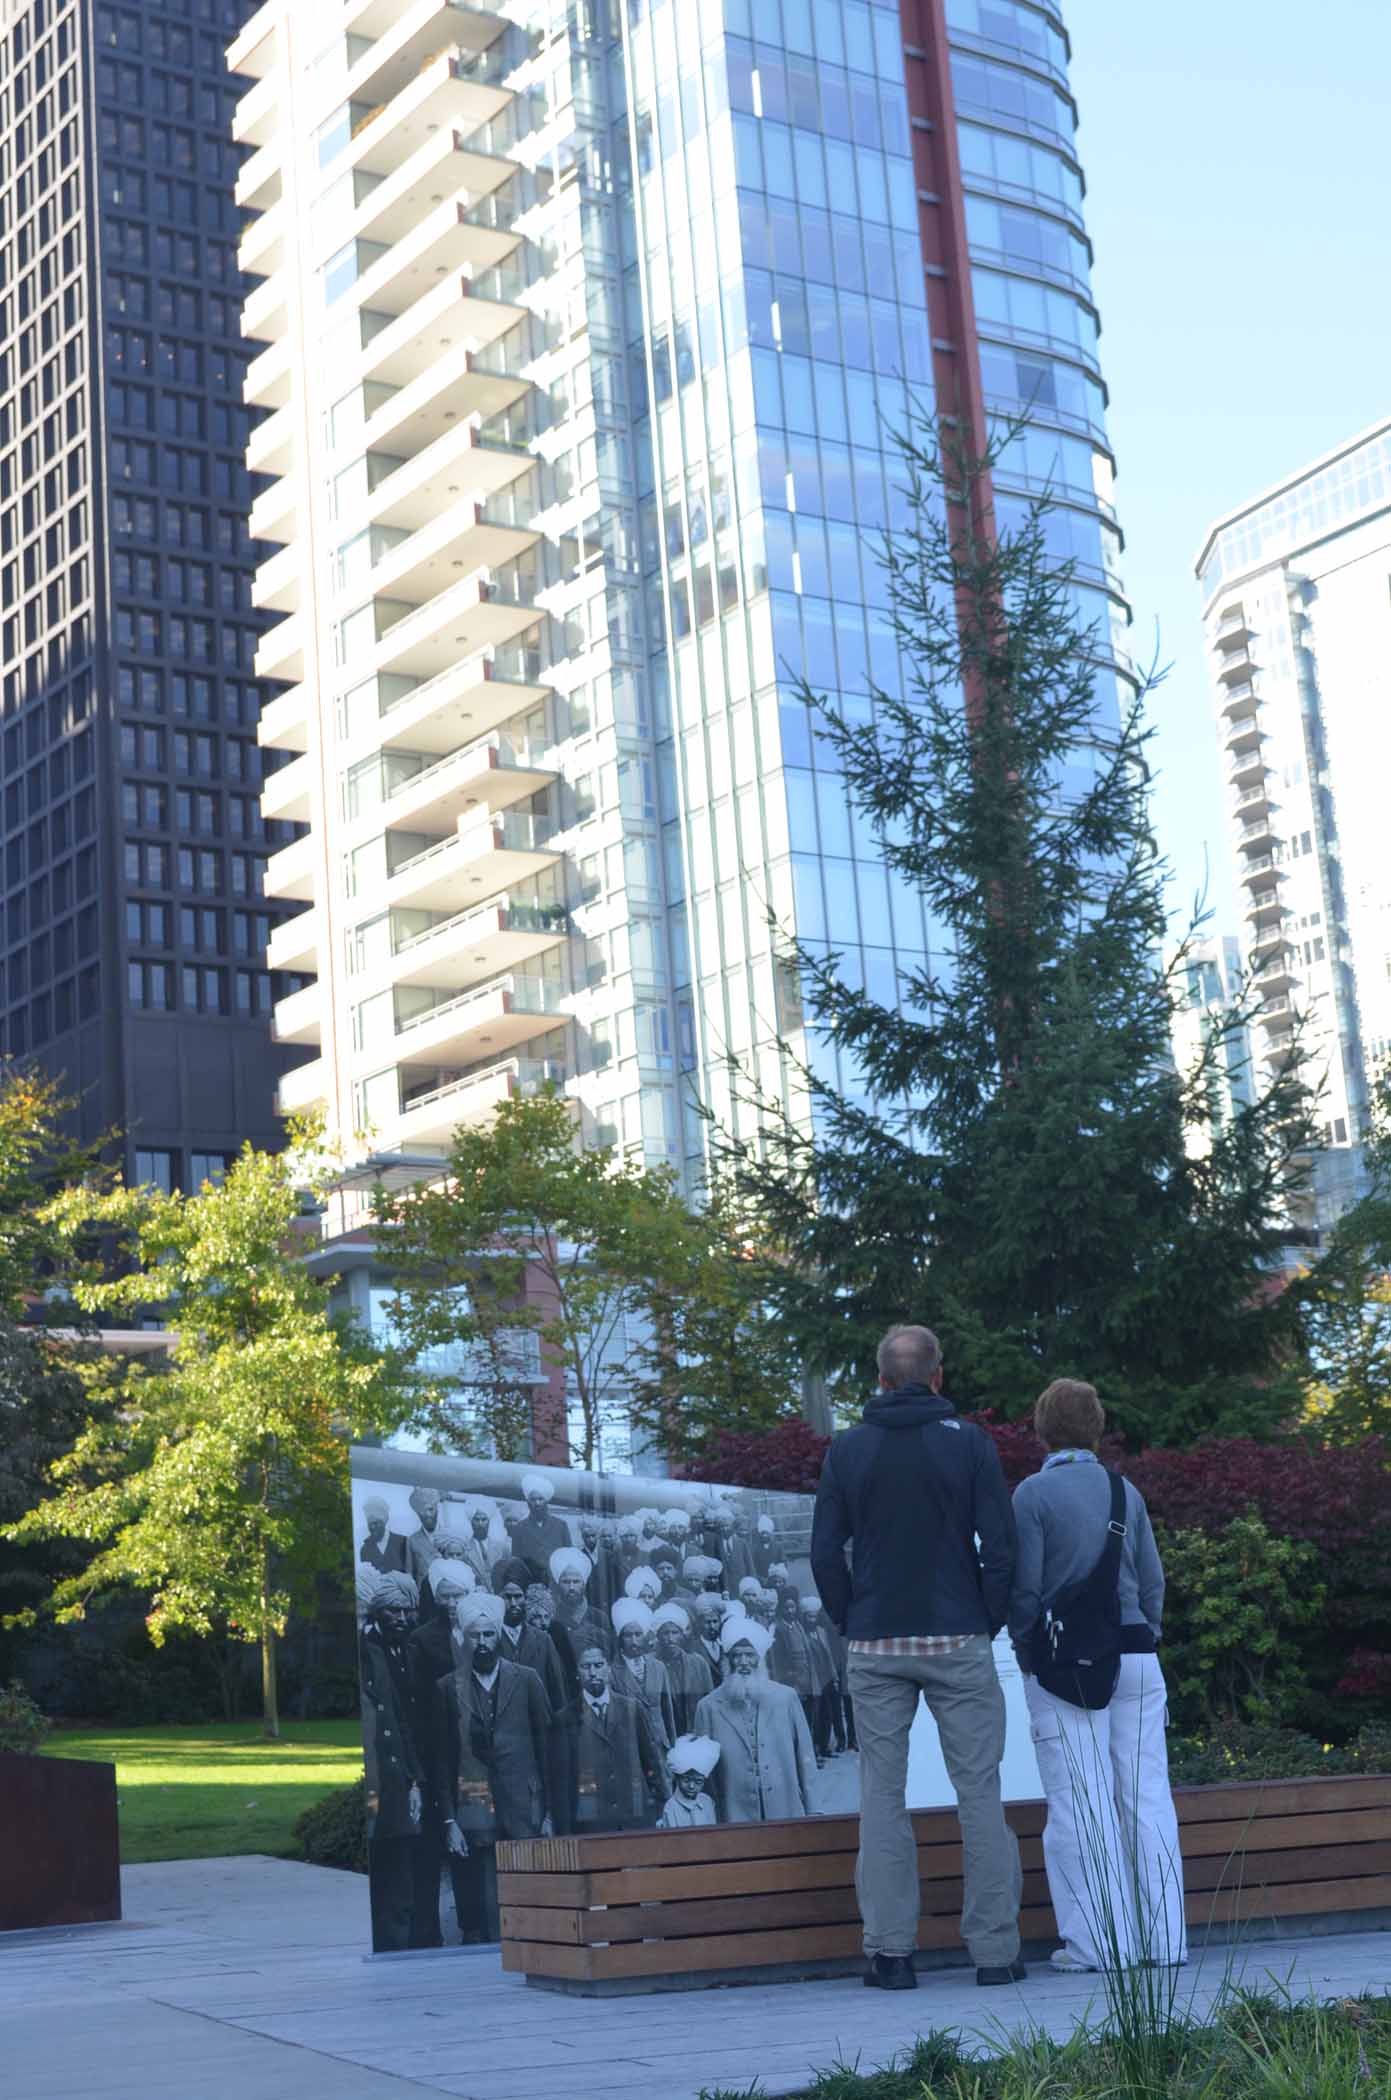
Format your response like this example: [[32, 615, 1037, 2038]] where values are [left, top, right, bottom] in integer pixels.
[[615, 1514, 641, 1539], [611, 1598, 653, 1637], [493, 1557, 532, 1594], [525, 1582, 555, 1618], [624, 1566, 661, 1602], [668, 1733, 721, 1778], [550, 1547, 593, 1583], [375, 1572, 419, 1611], [722, 1616, 774, 1658], [455, 1592, 506, 1635], [433, 1532, 469, 1560], [363, 1495, 389, 1524], [661, 1508, 689, 1533], [756, 1514, 775, 1535], [355, 1569, 382, 1613], [521, 1472, 555, 1502], [801, 1595, 822, 1615], [427, 1559, 475, 1601], [737, 1576, 761, 1599], [682, 1555, 707, 1579], [408, 1486, 440, 1515], [768, 1562, 790, 1584], [636, 1506, 660, 1529], [652, 1602, 689, 1633]]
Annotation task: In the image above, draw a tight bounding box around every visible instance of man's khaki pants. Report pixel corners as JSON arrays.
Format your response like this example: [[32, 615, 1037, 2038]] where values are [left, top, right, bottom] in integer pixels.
[[849, 1636, 1021, 1967]]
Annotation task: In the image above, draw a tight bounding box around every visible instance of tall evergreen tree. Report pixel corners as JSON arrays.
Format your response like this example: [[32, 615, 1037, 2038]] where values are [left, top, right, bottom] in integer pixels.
[[721, 424, 1318, 1440]]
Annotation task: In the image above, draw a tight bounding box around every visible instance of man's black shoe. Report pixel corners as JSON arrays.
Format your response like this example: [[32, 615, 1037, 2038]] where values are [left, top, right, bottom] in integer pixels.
[[864, 1954, 917, 1991], [976, 1960, 1027, 1987]]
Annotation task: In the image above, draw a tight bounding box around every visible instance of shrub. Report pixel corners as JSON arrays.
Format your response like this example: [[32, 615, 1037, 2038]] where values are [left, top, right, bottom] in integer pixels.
[[690, 1418, 830, 1494], [293, 1773, 368, 1873], [0, 1676, 50, 1754], [1167, 1724, 1351, 1787], [1159, 1513, 1324, 1731]]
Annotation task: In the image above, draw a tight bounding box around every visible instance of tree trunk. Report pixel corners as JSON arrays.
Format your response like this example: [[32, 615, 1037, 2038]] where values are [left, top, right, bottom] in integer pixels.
[[260, 1552, 280, 1740]]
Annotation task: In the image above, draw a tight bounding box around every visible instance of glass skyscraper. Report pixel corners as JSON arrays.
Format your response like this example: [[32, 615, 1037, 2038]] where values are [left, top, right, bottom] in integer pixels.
[[232, 0, 1129, 1232], [1197, 419, 1391, 1237], [0, 0, 304, 1191]]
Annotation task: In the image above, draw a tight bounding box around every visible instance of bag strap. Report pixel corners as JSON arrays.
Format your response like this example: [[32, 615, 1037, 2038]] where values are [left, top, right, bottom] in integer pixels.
[[1097, 1468, 1127, 1590]]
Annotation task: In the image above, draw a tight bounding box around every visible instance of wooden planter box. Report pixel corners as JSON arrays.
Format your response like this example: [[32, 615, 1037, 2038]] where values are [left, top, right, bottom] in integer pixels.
[[0, 1752, 120, 1934], [497, 1773, 1391, 1994]]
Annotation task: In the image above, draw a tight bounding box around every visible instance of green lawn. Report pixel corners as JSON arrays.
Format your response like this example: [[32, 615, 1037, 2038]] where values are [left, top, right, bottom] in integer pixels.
[[44, 1721, 363, 1864]]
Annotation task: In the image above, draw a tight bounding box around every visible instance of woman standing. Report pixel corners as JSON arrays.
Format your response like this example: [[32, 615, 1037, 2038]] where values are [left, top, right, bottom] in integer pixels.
[[1009, 1379, 1186, 1974]]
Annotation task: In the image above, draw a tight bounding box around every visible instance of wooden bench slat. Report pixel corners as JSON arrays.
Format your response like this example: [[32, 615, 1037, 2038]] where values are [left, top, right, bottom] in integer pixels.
[[1178, 1807, 1391, 1857], [497, 1802, 1050, 1875], [1174, 1774, 1391, 1823]]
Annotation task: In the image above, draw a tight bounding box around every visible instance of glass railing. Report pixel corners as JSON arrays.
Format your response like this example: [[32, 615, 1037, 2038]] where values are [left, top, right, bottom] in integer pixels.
[[392, 894, 568, 956], [396, 973, 563, 1038], [399, 1055, 565, 1119], [389, 807, 554, 880], [382, 732, 549, 806]]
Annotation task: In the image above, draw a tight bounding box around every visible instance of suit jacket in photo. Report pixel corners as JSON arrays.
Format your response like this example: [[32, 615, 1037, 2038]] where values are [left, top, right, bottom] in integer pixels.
[[752, 1535, 777, 1584], [459, 1535, 504, 1592], [407, 1613, 465, 1736], [361, 1631, 425, 1842], [610, 1652, 676, 1750], [692, 1679, 816, 1824], [404, 1526, 441, 1589], [499, 1619, 566, 1715], [508, 1509, 572, 1586], [432, 1658, 550, 1842], [360, 1532, 407, 1576], [661, 1647, 716, 1737], [720, 1534, 757, 1592], [771, 1617, 815, 1698], [805, 1622, 837, 1698], [549, 1689, 667, 1833], [583, 1544, 624, 1616]]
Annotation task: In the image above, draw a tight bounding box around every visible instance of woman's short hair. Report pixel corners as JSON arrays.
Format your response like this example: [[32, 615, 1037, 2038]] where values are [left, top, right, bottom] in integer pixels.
[[1033, 1378, 1105, 1452]]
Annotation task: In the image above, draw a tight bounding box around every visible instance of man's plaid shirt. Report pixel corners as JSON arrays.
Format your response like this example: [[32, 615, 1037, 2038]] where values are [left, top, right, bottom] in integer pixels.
[[849, 1634, 974, 1658]]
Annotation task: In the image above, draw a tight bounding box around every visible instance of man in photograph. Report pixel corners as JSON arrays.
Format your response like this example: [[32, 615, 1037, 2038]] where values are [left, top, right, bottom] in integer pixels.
[[433, 1591, 551, 1943], [693, 1619, 817, 1824], [549, 1642, 668, 1833], [753, 1512, 778, 1584], [691, 1593, 727, 1678], [459, 1501, 505, 1591], [360, 1573, 426, 1951], [577, 1515, 622, 1615], [359, 1494, 406, 1575], [494, 1555, 568, 1713], [652, 1601, 714, 1737], [405, 1558, 477, 1948], [403, 1485, 444, 1588], [507, 1473, 571, 1586], [550, 1546, 611, 1659]]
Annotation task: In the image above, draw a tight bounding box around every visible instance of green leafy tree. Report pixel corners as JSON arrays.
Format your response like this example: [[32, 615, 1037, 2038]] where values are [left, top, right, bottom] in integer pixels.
[[375, 1092, 795, 1468], [1159, 1513, 1324, 1730], [4, 1135, 407, 1738], [719, 422, 1320, 1435], [1297, 1078, 1391, 1442]]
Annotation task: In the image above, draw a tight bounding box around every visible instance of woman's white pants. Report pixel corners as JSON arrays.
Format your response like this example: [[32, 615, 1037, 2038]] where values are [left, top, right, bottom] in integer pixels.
[[1025, 1652, 1187, 1970]]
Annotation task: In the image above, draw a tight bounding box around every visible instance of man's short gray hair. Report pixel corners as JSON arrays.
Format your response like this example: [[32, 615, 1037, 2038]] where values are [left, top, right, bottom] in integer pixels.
[[876, 1323, 942, 1387]]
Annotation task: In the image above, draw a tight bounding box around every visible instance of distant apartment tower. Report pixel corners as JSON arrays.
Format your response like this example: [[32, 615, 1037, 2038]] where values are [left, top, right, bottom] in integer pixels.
[[0, 0, 306, 1191], [1171, 932, 1255, 1151], [228, 0, 1129, 1191], [1196, 419, 1391, 1234]]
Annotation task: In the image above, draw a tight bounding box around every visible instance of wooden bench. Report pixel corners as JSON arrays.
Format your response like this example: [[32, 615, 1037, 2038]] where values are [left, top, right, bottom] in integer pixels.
[[497, 1774, 1391, 1993]]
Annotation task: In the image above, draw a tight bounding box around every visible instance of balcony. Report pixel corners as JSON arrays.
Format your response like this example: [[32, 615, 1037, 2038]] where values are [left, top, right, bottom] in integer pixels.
[[246, 401, 295, 480], [254, 610, 306, 685], [1242, 854, 1284, 890], [1217, 648, 1257, 686], [238, 200, 287, 281], [355, 505, 537, 619], [378, 734, 556, 836], [363, 652, 549, 758], [240, 270, 289, 346], [383, 809, 558, 912], [351, 128, 512, 251], [349, 195, 520, 325], [390, 897, 568, 991], [371, 569, 540, 681], [232, 70, 278, 150], [272, 983, 323, 1048], [235, 136, 283, 214], [393, 1055, 565, 1149], [1255, 951, 1296, 996], [1216, 606, 1254, 646], [1232, 780, 1273, 820], [227, 4, 277, 80], [343, 51, 512, 186], [364, 413, 533, 537], [248, 469, 301, 548], [1220, 681, 1259, 721], [277, 1057, 329, 1116], [358, 274, 526, 392], [264, 834, 317, 903], [393, 973, 565, 1067], [257, 683, 311, 755], [1256, 996, 1295, 1032], [251, 541, 302, 616], [1228, 745, 1267, 789], [1238, 814, 1278, 858], [262, 752, 313, 825], [1225, 708, 1264, 755], [344, 0, 509, 111], [354, 347, 529, 475], [267, 909, 321, 975], [1249, 916, 1292, 964]]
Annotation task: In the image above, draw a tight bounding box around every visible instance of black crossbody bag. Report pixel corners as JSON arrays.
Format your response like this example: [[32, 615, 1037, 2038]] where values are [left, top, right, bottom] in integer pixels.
[[1029, 1470, 1127, 1712]]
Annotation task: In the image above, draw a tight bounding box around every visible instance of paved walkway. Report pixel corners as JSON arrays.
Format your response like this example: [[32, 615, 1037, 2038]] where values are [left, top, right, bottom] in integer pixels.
[[4, 1857, 1390, 2100]]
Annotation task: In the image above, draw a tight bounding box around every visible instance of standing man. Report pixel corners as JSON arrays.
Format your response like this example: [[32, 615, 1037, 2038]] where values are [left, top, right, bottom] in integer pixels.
[[360, 1495, 406, 1575], [549, 1642, 668, 1833], [494, 1555, 568, 1714], [691, 1592, 727, 1679], [403, 1486, 444, 1589], [550, 1546, 611, 1659], [692, 1620, 816, 1823], [360, 1573, 426, 1951], [652, 1602, 714, 1736], [459, 1501, 505, 1592], [811, 1323, 1022, 1992], [433, 1591, 551, 1943], [508, 1473, 571, 1586]]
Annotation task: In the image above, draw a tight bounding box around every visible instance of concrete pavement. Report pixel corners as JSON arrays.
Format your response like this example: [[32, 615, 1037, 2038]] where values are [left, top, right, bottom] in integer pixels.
[[3, 1856, 1389, 2100]]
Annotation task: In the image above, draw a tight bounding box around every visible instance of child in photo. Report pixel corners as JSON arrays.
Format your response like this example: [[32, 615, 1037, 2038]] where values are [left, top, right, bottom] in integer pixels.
[[657, 1734, 721, 1829]]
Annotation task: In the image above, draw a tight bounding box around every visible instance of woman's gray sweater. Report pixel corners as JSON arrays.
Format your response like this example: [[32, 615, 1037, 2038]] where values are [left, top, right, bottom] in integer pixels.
[[1007, 1453, 1165, 1652]]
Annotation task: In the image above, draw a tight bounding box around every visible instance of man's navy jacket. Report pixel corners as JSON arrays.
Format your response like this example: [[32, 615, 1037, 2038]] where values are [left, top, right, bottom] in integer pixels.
[[810, 1385, 1015, 1639]]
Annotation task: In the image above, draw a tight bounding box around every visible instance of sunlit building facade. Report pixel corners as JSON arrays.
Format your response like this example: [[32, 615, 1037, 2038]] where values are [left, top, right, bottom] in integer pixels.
[[230, 0, 1127, 1202], [1197, 419, 1391, 1236]]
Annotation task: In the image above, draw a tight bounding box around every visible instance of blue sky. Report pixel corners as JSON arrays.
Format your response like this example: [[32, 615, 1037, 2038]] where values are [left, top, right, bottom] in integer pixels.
[[1064, 0, 1391, 936]]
